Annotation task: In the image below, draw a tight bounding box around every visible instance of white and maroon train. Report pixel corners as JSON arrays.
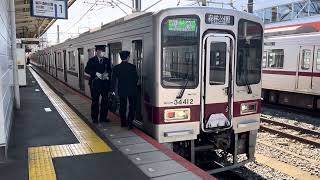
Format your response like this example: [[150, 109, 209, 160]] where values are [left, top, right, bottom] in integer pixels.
[[31, 7, 263, 173], [262, 21, 320, 110]]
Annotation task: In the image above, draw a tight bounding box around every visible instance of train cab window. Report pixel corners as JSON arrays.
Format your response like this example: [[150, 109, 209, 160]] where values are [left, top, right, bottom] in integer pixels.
[[161, 16, 200, 88], [316, 49, 320, 70], [68, 51, 76, 71], [209, 42, 226, 85], [267, 49, 284, 68], [237, 19, 263, 86], [301, 49, 311, 70]]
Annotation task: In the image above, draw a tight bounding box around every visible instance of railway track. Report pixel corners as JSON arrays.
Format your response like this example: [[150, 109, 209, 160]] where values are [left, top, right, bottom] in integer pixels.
[[260, 117, 320, 148], [262, 103, 320, 117]]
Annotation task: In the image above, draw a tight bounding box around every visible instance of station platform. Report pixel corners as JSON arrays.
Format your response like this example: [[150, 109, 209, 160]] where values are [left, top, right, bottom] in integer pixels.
[[0, 66, 215, 180]]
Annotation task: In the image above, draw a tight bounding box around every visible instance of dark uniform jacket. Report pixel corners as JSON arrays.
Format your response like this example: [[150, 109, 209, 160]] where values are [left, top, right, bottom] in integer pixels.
[[85, 56, 112, 86], [111, 62, 138, 97]]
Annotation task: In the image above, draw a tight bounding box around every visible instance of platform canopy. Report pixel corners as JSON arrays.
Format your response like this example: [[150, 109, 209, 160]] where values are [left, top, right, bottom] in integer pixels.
[[15, 0, 76, 38]]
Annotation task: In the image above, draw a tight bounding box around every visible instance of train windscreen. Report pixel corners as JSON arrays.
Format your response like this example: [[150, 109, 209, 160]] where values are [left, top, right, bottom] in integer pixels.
[[161, 16, 200, 88], [236, 19, 263, 86]]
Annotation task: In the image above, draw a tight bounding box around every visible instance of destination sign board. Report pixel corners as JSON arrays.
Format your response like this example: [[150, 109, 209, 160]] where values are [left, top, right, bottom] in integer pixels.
[[167, 18, 197, 32], [30, 0, 68, 19], [205, 14, 234, 25]]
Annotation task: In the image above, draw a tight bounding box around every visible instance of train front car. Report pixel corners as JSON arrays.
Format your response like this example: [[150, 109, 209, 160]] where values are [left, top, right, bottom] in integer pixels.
[[151, 8, 263, 173]]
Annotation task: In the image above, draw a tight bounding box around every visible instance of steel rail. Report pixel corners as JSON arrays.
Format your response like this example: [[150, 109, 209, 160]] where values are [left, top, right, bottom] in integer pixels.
[[260, 117, 320, 136], [260, 125, 320, 148]]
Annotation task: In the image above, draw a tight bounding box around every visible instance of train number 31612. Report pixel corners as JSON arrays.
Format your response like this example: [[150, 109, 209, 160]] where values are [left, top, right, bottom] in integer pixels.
[[174, 99, 194, 105]]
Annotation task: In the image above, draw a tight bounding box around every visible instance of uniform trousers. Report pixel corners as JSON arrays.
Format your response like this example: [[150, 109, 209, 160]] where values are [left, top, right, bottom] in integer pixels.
[[119, 96, 136, 127], [90, 79, 109, 122]]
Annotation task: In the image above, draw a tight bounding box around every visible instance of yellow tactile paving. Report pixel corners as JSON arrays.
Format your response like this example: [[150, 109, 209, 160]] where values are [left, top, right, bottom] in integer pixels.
[[28, 68, 112, 180], [49, 145, 73, 158], [68, 143, 93, 155]]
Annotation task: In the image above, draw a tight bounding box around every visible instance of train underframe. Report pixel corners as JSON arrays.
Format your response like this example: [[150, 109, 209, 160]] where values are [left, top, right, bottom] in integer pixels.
[[171, 129, 258, 174], [262, 89, 320, 110]]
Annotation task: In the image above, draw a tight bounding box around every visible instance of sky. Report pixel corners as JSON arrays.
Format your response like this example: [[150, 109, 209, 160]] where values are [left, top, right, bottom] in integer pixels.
[[43, 0, 296, 46]]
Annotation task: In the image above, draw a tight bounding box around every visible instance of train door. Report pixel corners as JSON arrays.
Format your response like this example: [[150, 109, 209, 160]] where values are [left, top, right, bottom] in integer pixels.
[[63, 50, 68, 82], [312, 47, 320, 91], [297, 46, 314, 90], [54, 52, 58, 78], [132, 40, 143, 124], [202, 34, 232, 132], [78, 48, 85, 91]]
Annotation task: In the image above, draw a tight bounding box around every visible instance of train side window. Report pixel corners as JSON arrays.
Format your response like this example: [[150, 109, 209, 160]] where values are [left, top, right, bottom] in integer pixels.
[[109, 42, 122, 65], [68, 51, 76, 71], [59, 52, 63, 68], [278, 4, 292, 21], [132, 40, 143, 82], [88, 48, 95, 59], [209, 42, 226, 85], [301, 49, 311, 70], [262, 51, 267, 68], [271, 7, 278, 22], [293, 1, 308, 18], [316, 49, 320, 70], [264, 8, 272, 23], [267, 49, 284, 69]]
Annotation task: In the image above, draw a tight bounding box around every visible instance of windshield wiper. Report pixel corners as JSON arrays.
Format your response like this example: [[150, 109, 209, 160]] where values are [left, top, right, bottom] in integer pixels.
[[244, 77, 252, 94], [243, 42, 252, 94], [176, 77, 189, 99]]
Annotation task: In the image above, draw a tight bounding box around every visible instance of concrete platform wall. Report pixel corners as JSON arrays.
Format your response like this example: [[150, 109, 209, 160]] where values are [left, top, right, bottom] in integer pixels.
[[0, 0, 14, 150]]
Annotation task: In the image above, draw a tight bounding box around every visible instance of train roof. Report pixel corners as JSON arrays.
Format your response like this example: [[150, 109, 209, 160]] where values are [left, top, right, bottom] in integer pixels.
[[45, 7, 262, 50]]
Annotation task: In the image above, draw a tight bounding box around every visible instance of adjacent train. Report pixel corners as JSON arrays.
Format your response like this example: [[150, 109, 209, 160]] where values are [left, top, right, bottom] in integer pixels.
[[31, 7, 263, 173], [263, 28, 320, 110]]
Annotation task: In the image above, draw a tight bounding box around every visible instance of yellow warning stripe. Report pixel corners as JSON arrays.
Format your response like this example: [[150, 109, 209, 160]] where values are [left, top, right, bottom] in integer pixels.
[[28, 68, 112, 180]]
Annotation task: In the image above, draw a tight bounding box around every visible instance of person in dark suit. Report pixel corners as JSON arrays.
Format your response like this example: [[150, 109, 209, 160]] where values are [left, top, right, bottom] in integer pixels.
[[84, 45, 112, 124], [111, 51, 138, 129]]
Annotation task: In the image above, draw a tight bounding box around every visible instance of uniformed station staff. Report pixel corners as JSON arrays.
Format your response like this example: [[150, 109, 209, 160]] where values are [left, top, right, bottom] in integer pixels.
[[111, 51, 138, 129], [85, 45, 112, 124]]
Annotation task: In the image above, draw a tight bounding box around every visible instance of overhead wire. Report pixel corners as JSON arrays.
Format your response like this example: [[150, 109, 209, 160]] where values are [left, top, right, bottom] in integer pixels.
[[63, 0, 98, 33]]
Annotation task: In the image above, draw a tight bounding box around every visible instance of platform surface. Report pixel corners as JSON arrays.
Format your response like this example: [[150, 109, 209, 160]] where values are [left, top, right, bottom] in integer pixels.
[[0, 66, 214, 180], [0, 68, 148, 180]]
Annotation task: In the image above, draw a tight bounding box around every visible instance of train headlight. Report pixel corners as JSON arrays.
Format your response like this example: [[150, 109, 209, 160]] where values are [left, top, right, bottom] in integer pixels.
[[164, 108, 190, 122], [240, 102, 257, 115]]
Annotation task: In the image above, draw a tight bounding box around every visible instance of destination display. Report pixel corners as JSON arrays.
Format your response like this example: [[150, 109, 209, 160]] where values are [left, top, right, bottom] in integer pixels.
[[167, 18, 197, 32], [205, 14, 234, 25], [30, 0, 68, 19]]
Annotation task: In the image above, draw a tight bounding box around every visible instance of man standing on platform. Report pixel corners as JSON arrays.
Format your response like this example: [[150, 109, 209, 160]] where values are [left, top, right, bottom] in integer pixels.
[[85, 45, 112, 124], [111, 51, 138, 129]]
